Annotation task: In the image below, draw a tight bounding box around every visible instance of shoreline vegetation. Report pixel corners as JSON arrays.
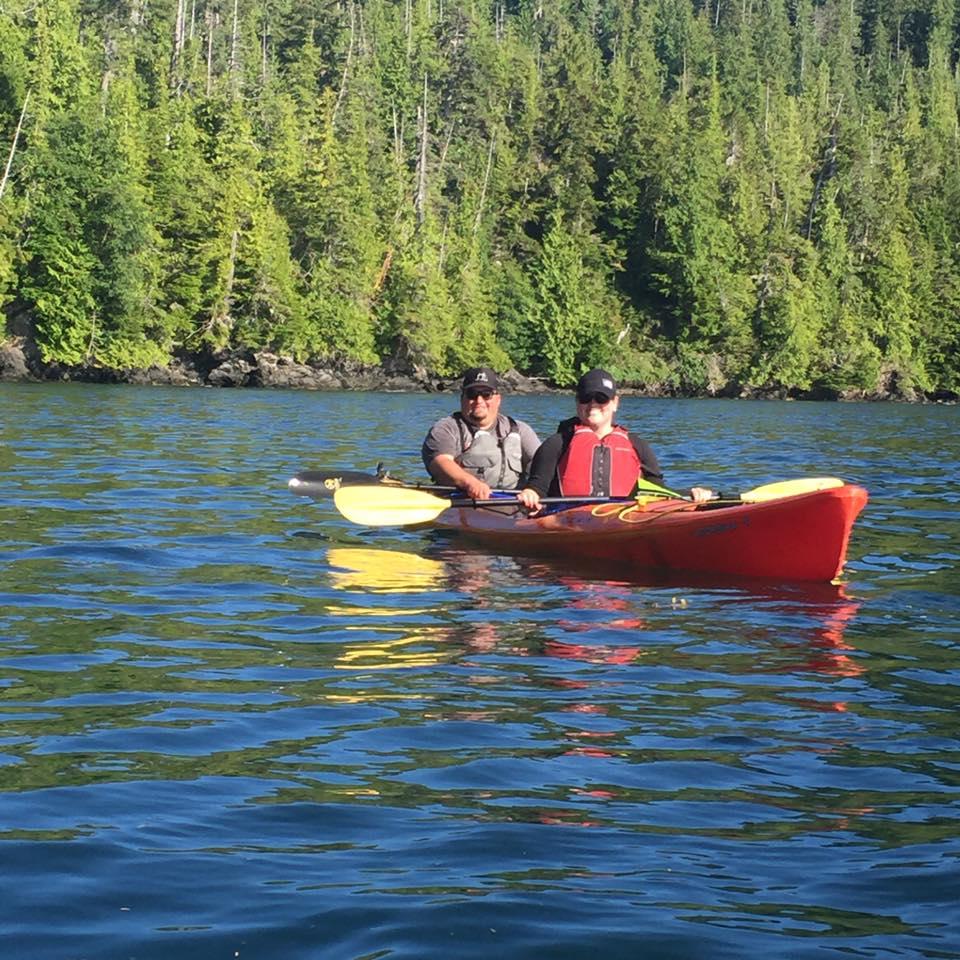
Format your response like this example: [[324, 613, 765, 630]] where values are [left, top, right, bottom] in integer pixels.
[[1, 1, 959, 403], [1, 338, 955, 401]]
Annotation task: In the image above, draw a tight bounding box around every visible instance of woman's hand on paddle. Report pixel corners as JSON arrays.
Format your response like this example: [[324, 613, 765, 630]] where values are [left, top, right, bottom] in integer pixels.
[[690, 487, 714, 503], [517, 487, 542, 513]]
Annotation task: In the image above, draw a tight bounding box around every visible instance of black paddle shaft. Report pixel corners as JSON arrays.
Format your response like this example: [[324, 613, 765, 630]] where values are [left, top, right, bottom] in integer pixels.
[[289, 469, 517, 499]]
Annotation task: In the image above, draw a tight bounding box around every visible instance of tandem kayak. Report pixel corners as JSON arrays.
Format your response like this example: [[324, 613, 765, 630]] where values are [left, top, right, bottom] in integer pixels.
[[429, 483, 868, 582]]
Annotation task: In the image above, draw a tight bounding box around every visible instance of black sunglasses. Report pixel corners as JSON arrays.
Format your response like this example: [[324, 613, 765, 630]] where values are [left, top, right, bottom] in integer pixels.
[[577, 392, 612, 404]]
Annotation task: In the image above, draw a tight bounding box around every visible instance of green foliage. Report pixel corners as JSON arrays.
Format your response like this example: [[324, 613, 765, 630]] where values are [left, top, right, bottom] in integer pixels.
[[18, 108, 98, 364], [446, 258, 509, 373], [671, 341, 729, 395], [603, 307, 674, 388], [230, 201, 307, 353], [145, 94, 212, 346], [384, 251, 458, 375], [89, 65, 168, 368], [0, 0, 957, 397], [0, 6, 30, 115], [493, 260, 538, 371], [751, 247, 825, 390], [0, 189, 21, 316], [651, 73, 755, 374], [816, 298, 884, 395], [20, 230, 97, 365], [530, 210, 611, 385], [303, 279, 379, 365]]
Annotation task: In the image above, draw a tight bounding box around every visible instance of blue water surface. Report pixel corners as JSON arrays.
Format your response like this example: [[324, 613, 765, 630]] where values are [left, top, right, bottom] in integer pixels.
[[1, 383, 958, 960]]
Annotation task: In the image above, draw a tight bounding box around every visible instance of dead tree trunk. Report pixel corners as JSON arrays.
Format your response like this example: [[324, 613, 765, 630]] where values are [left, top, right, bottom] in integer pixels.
[[473, 136, 496, 238], [229, 0, 241, 95], [206, 8, 216, 96], [0, 93, 29, 202], [332, 2, 356, 127], [173, 0, 185, 76], [414, 76, 429, 227]]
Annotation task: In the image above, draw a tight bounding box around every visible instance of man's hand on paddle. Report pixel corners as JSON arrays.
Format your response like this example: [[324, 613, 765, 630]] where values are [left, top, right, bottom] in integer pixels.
[[428, 454, 494, 500], [461, 476, 493, 500]]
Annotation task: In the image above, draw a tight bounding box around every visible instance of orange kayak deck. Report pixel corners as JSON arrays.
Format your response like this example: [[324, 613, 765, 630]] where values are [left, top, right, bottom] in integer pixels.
[[432, 484, 869, 582]]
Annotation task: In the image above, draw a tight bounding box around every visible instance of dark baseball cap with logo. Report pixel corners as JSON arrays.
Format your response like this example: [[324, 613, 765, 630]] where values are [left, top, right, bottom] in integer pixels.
[[576, 368, 617, 402], [461, 367, 500, 395]]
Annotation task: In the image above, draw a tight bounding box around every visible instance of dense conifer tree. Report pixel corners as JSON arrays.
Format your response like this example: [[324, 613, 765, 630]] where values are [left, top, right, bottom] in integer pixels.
[[0, 0, 957, 395]]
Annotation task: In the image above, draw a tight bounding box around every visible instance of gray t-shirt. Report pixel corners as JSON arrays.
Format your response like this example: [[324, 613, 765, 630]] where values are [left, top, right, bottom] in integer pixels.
[[421, 413, 540, 487]]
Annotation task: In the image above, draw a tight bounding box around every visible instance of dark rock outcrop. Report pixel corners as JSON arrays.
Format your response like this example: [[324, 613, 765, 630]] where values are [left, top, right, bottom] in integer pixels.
[[126, 361, 205, 387], [251, 353, 342, 390], [500, 369, 552, 394]]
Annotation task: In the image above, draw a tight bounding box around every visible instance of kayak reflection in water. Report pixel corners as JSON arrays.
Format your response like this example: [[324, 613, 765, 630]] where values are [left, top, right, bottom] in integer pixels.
[[517, 369, 713, 513], [421, 367, 541, 501]]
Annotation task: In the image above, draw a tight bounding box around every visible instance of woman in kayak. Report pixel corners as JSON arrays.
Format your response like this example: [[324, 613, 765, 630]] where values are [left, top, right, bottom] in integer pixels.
[[517, 369, 712, 512]]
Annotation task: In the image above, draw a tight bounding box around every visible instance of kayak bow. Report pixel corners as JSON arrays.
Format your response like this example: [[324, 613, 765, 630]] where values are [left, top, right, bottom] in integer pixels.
[[429, 483, 868, 582]]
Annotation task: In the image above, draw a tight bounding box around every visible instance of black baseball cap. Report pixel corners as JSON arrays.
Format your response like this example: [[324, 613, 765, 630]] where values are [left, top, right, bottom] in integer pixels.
[[461, 367, 500, 395], [576, 369, 617, 401]]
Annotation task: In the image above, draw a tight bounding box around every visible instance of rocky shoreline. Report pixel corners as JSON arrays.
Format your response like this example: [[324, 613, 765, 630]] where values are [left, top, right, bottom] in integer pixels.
[[0, 338, 554, 395], [1, 338, 955, 402]]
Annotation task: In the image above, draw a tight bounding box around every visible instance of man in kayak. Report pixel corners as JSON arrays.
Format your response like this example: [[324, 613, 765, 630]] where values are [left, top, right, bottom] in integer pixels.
[[422, 367, 541, 499], [517, 368, 713, 511]]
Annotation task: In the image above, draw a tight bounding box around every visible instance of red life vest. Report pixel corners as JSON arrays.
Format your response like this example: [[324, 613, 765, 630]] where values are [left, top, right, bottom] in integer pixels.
[[557, 424, 642, 497]]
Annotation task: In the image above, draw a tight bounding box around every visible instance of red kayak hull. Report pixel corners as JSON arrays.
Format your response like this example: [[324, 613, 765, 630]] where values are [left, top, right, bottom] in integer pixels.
[[433, 485, 869, 582]]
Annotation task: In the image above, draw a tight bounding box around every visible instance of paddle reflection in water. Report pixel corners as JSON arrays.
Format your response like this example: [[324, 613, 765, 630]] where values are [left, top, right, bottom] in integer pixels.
[[322, 542, 864, 722], [326, 547, 455, 671], [327, 546, 449, 595], [324, 543, 863, 668]]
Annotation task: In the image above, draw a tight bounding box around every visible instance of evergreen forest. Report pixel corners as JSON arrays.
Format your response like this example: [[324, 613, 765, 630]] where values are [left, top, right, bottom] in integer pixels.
[[1, 0, 959, 397]]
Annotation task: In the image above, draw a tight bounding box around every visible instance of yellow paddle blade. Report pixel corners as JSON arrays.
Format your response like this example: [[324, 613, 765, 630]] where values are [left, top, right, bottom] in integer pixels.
[[739, 477, 844, 503], [333, 485, 451, 526]]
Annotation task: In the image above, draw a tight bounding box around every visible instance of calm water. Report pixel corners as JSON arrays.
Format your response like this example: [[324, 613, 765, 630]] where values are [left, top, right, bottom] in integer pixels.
[[1, 383, 958, 960]]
